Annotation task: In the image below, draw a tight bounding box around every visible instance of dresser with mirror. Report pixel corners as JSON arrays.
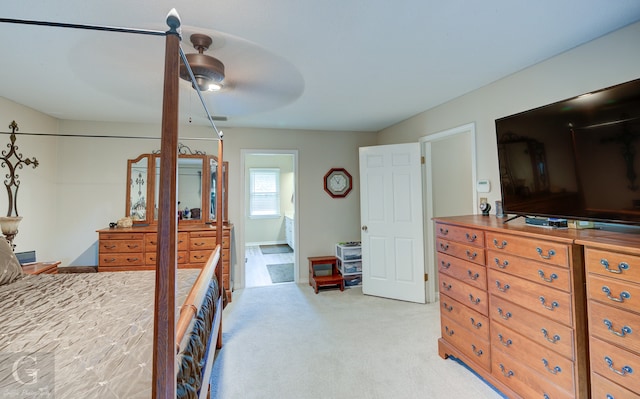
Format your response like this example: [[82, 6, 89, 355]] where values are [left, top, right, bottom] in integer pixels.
[[97, 145, 234, 301]]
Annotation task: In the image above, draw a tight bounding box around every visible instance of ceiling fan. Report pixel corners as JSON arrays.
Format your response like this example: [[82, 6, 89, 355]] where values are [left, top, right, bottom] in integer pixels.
[[179, 33, 228, 121], [177, 29, 304, 124]]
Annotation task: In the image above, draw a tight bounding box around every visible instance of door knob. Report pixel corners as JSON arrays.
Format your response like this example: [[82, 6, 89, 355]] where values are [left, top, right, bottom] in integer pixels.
[[362, 225, 368, 232]]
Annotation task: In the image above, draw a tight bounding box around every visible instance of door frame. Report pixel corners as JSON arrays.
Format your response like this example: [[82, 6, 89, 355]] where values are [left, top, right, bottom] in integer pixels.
[[420, 122, 477, 303], [238, 149, 299, 289]]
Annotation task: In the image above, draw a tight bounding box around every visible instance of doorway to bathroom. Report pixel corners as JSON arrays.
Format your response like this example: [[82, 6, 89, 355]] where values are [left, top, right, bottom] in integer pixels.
[[242, 150, 297, 288]]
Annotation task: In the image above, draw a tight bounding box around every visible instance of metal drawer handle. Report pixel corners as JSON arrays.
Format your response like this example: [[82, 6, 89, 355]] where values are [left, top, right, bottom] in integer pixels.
[[498, 364, 514, 378], [542, 358, 561, 374], [494, 258, 508, 269], [497, 307, 511, 320], [493, 239, 507, 249], [104, 245, 116, 250], [468, 294, 481, 305], [603, 319, 633, 337], [439, 227, 449, 235], [194, 255, 205, 260], [497, 333, 512, 347], [536, 247, 556, 260], [104, 258, 116, 263], [471, 344, 483, 357], [465, 250, 478, 260], [442, 282, 452, 291], [467, 270, 480, 280], [541, 328, 560, 344], [194, 242, 206, 247], [495, 281, 510, 293], [465, 233, 477, 242], [149, 240, 157, 245], [539, 296, 559, 311], [127, 244, 139, 249], [445, 326, 454, 336], [440, 261, 451, 269], [602, 286, 631, 303], [604, 356, 633, 376], [470, 318, 482, 329], [601, 258, 629, 274], [538, 270, 558, 283], [442, 302, 453, 312], [126, 257, 139, 262]]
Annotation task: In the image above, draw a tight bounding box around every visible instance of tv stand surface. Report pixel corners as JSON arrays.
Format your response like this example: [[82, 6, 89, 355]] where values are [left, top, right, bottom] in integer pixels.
[[501, 214, 529, 223]]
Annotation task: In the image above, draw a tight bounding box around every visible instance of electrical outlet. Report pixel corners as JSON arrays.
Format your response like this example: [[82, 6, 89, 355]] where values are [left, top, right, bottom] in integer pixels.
[[480, 197, 488, 204]]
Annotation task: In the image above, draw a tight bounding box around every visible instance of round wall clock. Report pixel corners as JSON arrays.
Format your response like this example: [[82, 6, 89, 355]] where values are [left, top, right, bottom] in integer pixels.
[[324, 168, 353, 198]]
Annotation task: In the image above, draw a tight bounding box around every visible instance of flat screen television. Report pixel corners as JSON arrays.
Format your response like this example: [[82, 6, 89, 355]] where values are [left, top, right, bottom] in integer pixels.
[[495, 77, 640, 226]]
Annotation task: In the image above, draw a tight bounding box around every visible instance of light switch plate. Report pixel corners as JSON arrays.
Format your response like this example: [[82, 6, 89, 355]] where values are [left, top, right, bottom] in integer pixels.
[[476, 179, 491, 193]]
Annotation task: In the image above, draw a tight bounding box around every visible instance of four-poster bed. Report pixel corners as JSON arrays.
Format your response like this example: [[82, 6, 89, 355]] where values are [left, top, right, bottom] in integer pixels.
[[0, 9, 225, 399]]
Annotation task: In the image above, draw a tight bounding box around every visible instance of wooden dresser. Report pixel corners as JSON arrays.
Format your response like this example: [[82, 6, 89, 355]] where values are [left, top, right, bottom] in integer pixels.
[[576, 233, 640, 399], [435, 215, 590, 399], [97, 223, 233, 300]]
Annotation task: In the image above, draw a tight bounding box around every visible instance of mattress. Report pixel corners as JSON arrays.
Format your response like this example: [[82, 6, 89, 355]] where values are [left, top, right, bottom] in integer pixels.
[[0, 269, 207, 398]]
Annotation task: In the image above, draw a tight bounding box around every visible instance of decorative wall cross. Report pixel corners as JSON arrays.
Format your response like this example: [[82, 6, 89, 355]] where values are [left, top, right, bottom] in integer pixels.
[[1, 121, 39, 216]]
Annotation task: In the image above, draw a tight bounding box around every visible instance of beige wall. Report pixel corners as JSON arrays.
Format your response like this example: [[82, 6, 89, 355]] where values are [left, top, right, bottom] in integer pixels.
[[378, 21, 640, 210], [0, 114, 376, 285], [0, 97, 60, 260]]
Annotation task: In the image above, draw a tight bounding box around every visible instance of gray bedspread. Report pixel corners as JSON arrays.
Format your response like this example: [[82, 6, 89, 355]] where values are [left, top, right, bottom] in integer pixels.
[[0, 270, 200, 398]]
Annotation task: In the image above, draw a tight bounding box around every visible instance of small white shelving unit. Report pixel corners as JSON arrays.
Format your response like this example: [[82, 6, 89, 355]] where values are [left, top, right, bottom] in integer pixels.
[[335, 242, 362, 286]]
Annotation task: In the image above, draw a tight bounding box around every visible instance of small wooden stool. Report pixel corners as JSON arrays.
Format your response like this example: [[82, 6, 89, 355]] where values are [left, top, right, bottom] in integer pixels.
[[308, 255, 344, 294]]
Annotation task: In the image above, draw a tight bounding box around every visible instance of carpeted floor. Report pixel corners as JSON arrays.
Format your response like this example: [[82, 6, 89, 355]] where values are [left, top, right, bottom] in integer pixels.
[[259, 244, 293, 255], [266, 263, 294, 283], [209, 284, 507, 399]]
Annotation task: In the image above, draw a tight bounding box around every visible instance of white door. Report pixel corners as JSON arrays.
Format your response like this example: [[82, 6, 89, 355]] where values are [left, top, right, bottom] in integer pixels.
[[359, 143, 425, 303]]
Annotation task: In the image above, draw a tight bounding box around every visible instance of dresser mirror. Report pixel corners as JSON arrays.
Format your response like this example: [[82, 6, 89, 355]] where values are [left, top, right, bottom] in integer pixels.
[[126, 148, 227, 225]]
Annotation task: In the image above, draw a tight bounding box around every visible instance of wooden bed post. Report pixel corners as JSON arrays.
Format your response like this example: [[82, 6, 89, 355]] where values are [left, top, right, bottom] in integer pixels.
[[152, 9, 181, 399], [216, 137, 224, 348]]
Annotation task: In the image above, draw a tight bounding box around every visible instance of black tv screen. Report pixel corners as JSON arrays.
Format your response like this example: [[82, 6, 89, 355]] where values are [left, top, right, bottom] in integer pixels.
[[495, 77, 640, 226]]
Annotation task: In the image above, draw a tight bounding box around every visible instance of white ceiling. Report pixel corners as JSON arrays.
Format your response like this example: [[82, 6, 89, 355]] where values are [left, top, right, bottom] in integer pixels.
[[1, 1, 640, 133]]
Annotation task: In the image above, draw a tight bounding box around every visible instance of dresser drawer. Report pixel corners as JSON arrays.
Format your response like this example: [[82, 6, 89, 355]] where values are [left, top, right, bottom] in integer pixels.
[[585, 247, 640, 280], [488, 250, 571, 292], [589, 300, 640, 354], [490, 295, 574, 360], [590, 336, 640, 394], [145, 232, 188, 251], [488, 269, 573, 326], [189, 249, 228, 264], [588, 274, 640, 314], [591, 371, 640, 399], [440, 293, 489, 341], [435, 223, 485, 248], [438, 252, 487, 290], [436, 238, 485, 265], [485, 232, 569, 267], [99, 252, 144, 266], [439, 274, 488, 315], [189, 236, 217, 250], [99, 232, 144, 241], [441, 315, 490, 370], [99, 239, 144, 253], [145, 251, 188, 265], [492, 348, 573, 399], [491, 323, 575, 394]]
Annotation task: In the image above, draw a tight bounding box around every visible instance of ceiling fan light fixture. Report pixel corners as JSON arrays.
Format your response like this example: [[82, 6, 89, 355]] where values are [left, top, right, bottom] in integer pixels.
[[208, 82, 223, 91], [179, 34, 225, 91]]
